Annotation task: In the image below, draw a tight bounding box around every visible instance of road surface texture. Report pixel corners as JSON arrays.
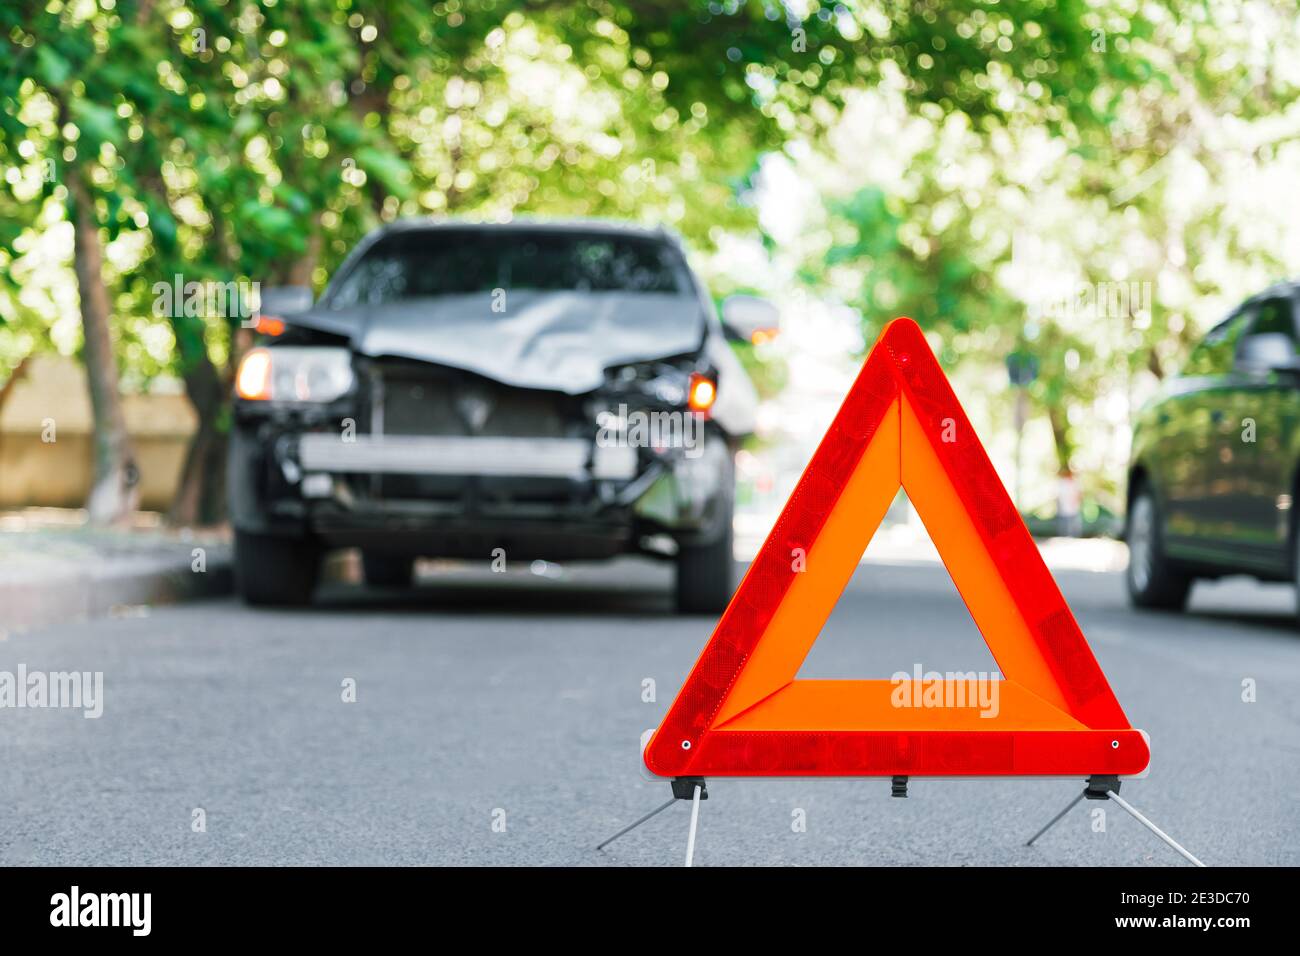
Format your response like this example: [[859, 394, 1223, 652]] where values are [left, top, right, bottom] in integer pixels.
[[2, 552, 1296, 866]]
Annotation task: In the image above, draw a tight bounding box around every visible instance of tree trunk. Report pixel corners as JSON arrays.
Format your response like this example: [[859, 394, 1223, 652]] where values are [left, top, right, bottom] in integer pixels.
[[0, 355, 31, 419], [68, 169, 139, 525], [1147, 347, 1164, 380], [285, 220, 322, 286], [168, 316, 229, 527], [168, 410, 228, 527], [1046, 403, 1073, 475]]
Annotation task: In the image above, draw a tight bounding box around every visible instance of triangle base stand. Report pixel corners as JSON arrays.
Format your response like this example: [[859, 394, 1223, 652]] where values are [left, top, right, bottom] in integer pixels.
[[596, 775, 1206, 867], [595, 777, 707, 867], [1025, 775, 1206, 867]]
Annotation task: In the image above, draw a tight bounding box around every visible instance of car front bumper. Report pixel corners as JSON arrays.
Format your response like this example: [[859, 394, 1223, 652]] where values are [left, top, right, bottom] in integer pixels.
[[297, 434, 628, 480], [229, 424, 732, 559]]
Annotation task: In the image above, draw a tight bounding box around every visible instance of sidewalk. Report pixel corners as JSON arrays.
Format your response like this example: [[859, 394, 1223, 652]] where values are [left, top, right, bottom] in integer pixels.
[[0, 512, 232, 635]]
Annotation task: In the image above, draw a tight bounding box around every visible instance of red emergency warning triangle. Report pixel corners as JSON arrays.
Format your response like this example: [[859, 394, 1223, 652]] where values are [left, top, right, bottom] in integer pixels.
[[646, 317, 1149, 777]]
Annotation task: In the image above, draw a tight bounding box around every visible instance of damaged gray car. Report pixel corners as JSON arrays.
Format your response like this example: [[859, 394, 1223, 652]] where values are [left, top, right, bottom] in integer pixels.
[[227, 219, 771, 612]]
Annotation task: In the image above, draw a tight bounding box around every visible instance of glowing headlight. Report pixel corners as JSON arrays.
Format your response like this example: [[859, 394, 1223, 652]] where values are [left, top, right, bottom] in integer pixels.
[[687, 373, 716, 413], [235, 347, 355, 403]]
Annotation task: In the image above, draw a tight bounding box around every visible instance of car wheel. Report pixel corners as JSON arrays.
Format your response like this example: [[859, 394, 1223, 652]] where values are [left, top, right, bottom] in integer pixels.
[[361, 552, 415, 589], [1125, 484, 1192, 610], [675, 501, 736, 615], [1292, 518, 1300, 627], [233, 530, 322, 606]]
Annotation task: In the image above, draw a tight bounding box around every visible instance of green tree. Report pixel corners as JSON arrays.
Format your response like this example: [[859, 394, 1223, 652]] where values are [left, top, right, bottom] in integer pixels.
[[6, 0, 1297, 525], [0, 1, 196, 523], [776, 0, 1300, 506]]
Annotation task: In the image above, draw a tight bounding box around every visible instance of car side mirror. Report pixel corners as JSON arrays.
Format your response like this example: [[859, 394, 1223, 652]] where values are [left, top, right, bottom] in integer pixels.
[[1236, 333, 1300, 373], [720, 294, 780, 344], [258, 285, 314, 318]]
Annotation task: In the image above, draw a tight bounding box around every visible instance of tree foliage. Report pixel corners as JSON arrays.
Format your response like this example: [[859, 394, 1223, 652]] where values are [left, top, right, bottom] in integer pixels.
[[2, 1, 1297, 518]]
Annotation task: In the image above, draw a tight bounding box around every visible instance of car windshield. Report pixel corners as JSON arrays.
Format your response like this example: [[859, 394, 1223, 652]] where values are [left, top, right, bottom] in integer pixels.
[[327, 230, 690, 309]]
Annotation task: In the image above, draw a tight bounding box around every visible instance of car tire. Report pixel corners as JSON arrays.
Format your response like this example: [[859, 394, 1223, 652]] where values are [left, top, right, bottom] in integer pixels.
[[1125, 484, 1192, 610], [1291, 516, 1300, 628], [233, 530, 322, 606], [361, 552, 415, 589], [675, 521, 735, 615], [675, 490, 736, 616]]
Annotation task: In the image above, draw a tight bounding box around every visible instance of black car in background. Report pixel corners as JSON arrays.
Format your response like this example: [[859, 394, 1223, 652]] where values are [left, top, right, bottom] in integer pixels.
[[228, 219, 771, 612], [1127, 281, 1300, 614]]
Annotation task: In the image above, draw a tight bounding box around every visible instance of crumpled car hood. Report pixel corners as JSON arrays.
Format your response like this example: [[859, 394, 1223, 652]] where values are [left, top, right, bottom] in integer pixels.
[[290, 291, 706, 393]]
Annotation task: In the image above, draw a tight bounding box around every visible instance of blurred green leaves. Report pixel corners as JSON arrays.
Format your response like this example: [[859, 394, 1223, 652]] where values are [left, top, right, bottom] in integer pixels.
[[0, 0, 1296, 514]]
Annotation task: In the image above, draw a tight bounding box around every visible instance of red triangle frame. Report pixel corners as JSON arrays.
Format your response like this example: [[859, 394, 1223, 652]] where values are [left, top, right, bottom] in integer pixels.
[[645, 318, 1150, 777]]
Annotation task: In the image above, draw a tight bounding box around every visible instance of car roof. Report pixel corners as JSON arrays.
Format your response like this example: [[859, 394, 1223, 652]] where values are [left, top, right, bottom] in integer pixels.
[[1240, 279, 1300, 307], [321, 216, 703, 308], [1200, 280, 1300, 337], [371, 216, 677, 244]]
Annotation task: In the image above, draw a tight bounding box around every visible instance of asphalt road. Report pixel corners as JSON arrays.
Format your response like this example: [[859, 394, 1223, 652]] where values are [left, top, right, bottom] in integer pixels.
[[2, 553, 1297, 866]]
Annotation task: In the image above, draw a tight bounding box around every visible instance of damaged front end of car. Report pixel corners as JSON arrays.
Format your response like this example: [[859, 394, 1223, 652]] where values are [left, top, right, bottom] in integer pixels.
[[228, 337, 735, 564]]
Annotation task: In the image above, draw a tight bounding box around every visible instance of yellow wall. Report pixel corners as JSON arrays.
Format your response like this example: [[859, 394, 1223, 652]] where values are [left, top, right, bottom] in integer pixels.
[[0, 355, 197, 510]]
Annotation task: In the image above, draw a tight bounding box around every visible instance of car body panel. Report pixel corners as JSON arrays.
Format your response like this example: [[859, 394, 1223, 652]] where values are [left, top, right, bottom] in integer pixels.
[[288, 290, 708, 395], [230, 218, 760, 569], [704, 332, 759, 436], [1128, 282, 1300, 581]]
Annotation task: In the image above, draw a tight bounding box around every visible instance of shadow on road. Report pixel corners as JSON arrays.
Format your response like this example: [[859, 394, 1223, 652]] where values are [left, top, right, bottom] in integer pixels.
[[288, 557, 752, 619], [1179, 608, 1299, 635], [1176, 577, 1300, 638], [311, 580, 675, 617]]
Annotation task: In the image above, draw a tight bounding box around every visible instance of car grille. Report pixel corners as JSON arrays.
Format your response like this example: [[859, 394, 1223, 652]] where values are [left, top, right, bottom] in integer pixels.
[[373, 361, 574, 438], [366, 360, 589, 503]]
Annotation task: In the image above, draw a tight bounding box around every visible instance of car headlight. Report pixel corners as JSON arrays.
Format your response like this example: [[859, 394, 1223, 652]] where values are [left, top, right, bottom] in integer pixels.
[[602, 359, 698, 407], [686, 372, 716, 413], [235, 347, 355, 403], [592, 360, 717, 466]]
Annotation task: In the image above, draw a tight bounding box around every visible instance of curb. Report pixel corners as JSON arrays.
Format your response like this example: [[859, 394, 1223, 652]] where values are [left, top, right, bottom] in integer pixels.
[[0, 549, 233, 635]]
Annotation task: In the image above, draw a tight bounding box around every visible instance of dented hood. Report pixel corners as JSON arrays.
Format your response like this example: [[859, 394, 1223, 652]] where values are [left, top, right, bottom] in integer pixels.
[[291, 291, 706, 393]]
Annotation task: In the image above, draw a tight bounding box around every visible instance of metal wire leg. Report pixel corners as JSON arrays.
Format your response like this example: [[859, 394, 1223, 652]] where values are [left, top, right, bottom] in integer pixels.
[[1106, 792, 1207, 868], [595, 798, 676, 851], [1025, 790, 1087, 847], [684, 784, 703, 867]]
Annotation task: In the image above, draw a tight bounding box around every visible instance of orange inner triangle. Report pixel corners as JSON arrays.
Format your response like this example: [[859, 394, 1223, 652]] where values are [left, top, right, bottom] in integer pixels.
[[711, 395, 1085, 734]]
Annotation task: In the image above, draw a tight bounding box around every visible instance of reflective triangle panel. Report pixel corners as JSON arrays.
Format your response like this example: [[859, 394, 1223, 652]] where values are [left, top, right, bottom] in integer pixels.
[[644, 317, 1150, 778]]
